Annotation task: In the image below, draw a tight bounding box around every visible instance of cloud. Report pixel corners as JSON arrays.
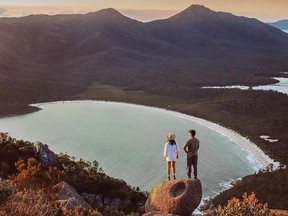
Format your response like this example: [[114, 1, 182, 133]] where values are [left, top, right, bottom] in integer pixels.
[[0, 6, 93, 18], [120, 9, 177, 22], [0, 7, 7, 15]]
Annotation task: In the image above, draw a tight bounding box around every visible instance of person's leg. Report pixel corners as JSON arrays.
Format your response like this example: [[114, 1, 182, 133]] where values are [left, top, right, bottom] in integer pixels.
[[167, 161, 171, 180], [186, 156, 192, 178], [192, 155, 198, 179], [171, 161, 176, 179]]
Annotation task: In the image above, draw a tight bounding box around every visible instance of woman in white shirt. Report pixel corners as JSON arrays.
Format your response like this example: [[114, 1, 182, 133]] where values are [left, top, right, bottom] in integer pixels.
[[163, 133, 179, 180]]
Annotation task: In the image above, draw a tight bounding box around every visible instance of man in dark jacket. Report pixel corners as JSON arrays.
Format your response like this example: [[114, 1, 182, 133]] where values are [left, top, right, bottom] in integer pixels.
[[183, 129, 200, 179]]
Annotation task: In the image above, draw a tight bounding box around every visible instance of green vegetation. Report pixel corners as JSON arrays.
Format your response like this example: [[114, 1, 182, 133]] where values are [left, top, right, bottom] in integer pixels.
[[0, 134, 146, 215], [212, 168, 288, 210], [0, 180, 13, 205], [58, 153, 147, 205], [0, 132, 35, 177]]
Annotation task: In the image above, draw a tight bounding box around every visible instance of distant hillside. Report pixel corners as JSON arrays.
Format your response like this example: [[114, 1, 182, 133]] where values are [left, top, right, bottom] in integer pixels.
[[1, 5, 288, 115], [268, 19, 288, 30], [212, 168, 288, 210], [148, 5, 288, 54]]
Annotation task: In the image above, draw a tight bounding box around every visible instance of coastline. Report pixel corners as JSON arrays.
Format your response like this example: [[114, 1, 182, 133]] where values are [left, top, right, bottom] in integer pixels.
[[156, 106, 280, 169], [30, 99, 279, 170], [0, 106, 41, 119], [2, 99, 284, 213], [28, 100, 281, 215]]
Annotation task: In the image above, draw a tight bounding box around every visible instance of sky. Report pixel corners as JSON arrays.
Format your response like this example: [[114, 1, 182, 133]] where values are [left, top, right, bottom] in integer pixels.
[[0, 0, 287, 22]]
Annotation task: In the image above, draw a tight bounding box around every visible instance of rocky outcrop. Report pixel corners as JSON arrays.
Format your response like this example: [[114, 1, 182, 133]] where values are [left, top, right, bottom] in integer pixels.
[[143, 211, 179, 216], [81, 193, 126, 211], [145, 179, 202, 216], [110, 198, 122, 210], [82, 193, 104, 209], [53, 182, 92, 211], [33, 141, 63, 170]]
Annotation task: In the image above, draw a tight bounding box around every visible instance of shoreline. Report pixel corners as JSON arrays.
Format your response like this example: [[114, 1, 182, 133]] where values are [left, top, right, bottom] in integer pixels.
[[1, 99, 282, 214], [30, 99, 280, 170], [28, 100, 281, 214], [156, 106, 280, 169]]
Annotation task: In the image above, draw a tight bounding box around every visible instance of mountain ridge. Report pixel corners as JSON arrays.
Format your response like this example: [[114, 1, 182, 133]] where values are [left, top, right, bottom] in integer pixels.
[[1, 5, 288, 57], [0, 5, 288, 214], [167, 4, 225, 21], [268, 19, 288, 30], [0, 4, 288, 110]]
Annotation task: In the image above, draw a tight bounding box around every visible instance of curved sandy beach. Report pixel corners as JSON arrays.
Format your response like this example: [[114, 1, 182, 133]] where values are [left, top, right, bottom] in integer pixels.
[[33, 100, 280, 170], [160, 107, 280, 169]]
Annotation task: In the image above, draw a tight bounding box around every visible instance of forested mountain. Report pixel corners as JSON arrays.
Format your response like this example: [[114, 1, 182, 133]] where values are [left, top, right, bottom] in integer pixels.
[[148, 5, 288, 53], [1, 5, 288, 114]]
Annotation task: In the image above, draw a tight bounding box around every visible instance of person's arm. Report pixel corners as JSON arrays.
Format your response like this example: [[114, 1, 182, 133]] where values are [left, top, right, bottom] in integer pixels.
[[183, 142, 188, 153], [176, 143, 180, 159], [163, 143, 167, 161]]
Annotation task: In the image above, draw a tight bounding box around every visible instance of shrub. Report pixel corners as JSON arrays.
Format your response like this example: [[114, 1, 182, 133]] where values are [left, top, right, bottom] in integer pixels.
[[215, 192, 269, 216], [0, 180, 13, 205], [60, 207, 102, 216], [10, 157, 65, 189]]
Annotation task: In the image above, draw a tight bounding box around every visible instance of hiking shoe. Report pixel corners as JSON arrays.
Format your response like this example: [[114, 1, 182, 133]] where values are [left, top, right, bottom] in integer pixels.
[[167, 176, 170, 181], [173, 175, 176, 180]]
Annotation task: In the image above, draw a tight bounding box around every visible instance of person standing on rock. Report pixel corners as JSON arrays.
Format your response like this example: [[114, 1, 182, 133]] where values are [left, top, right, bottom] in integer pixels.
[[183, 129, 200, 179], [163, 133, 179, 180]]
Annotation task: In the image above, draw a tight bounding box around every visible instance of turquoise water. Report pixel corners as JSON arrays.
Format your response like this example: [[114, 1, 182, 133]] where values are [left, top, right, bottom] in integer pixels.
[[202, 77, 288, 95], [0, 101, 259, 198], [254, 77, 288, 94]]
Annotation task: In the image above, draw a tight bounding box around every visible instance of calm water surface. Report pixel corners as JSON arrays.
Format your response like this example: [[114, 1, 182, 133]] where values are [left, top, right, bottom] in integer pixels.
[[202, 77, 288, 95], [0, 101, 260, 198], [254, 77, 288, 94]]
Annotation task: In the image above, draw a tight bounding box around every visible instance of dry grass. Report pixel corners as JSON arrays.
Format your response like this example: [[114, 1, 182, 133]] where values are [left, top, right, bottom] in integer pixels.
[[0, 187, 103, 216], [0, 188, 58, 216]]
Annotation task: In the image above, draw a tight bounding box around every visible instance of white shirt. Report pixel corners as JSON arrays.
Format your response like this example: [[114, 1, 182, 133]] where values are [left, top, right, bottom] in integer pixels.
[[163, 141, 179, 161]]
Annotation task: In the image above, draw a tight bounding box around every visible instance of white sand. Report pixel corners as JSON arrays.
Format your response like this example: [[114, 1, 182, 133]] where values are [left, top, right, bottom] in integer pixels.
[[260, 135, 279, 143], [166, 111, 280, 169]]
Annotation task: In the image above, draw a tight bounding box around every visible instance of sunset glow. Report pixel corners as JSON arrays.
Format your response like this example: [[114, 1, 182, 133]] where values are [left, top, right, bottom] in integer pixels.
[[0, 0, 287, 22]]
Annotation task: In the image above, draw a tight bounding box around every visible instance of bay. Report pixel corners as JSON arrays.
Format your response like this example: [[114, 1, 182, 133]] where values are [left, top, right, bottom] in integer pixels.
[[0, 101, 263, 198]]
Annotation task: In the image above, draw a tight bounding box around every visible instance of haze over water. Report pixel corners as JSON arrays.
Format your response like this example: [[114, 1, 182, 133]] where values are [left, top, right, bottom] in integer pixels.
[[0, 101, 261, 198]]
